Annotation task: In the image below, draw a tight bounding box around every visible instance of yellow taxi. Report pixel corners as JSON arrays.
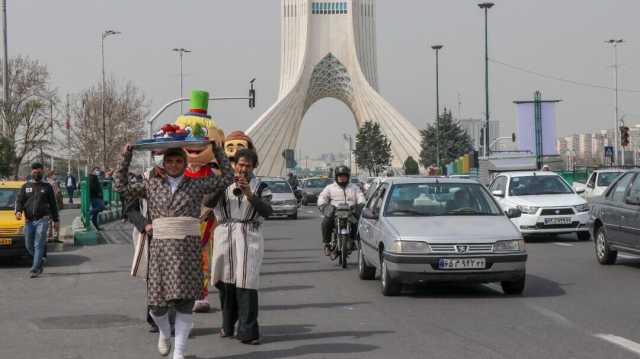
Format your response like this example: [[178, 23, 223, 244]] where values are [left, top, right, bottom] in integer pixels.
[[0, 180, 26, 257]]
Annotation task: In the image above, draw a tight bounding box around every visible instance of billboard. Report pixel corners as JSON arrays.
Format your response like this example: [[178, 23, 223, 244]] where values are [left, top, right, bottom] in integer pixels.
[[515, 100, 559, 156]]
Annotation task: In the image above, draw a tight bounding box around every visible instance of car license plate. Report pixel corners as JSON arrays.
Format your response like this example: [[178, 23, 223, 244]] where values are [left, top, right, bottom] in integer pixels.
[[544, 217, 572, 225], [0, 238, 11, 247], [438, 258, 485, 270]]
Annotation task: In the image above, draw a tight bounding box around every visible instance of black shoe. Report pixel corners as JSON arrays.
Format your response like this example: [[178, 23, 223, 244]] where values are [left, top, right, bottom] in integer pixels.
[[323, 244, 331, 256], [29, 267, 43, 278], [239, 337, 260, 345], [149, 325, 159, 333]]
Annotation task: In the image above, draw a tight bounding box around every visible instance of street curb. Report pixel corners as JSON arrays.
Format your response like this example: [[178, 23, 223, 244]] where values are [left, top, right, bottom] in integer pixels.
[[72, 207, 122, 246]]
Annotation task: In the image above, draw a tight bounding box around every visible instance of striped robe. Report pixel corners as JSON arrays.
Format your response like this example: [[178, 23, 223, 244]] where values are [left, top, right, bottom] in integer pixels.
[[211, 178, 271, 290]]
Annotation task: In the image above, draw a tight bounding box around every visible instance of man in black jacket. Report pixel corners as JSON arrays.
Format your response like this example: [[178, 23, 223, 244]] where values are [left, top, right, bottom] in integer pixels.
[[88, 167, 104, 230], [15, 162, 60, 278]]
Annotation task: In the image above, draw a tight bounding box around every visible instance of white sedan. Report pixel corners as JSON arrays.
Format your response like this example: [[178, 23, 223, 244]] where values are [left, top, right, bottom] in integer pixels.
[[489, 171, 591, 241], [573, 169, 626, 201]]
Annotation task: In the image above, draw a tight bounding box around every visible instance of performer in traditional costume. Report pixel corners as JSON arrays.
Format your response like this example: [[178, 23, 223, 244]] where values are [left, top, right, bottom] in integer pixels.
[[175, 90, 225, 313], [208, 148, 272, 345], [114, 142, 233, 359]]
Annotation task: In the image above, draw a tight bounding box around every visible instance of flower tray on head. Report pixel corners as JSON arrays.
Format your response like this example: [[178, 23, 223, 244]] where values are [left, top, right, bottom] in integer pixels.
[[132, 123, 210, 151]]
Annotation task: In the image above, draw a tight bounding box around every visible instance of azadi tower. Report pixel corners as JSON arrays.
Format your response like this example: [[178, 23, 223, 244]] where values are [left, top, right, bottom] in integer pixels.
[[247, 0, 421, 176]]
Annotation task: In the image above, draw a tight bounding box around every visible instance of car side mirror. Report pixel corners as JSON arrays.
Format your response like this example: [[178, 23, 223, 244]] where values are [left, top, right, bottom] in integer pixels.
[[506, 208, 522, 219], [626, 196, 640, 206], [587, 183, 595, 189], [575, 188, 586, 194], [492, 190, 505, 198], [362, 208, 379, 220]]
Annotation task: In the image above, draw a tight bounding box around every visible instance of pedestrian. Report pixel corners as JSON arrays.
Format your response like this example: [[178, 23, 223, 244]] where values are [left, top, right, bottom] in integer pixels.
[[15, 162, 60, 278], [65, 172, 77, 204], [114, 143, 233, 359], [88, 167, 105, 230], [427, 163, 439, 176], [209, 148, 273, 345]]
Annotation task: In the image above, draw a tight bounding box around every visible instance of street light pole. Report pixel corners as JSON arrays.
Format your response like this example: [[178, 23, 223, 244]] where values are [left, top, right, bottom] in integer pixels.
[[101, 29, 120, 169], [172, 48, 192, 113], [1, 0, 8, 138], [431, 44, 443, 168], [478, 2, 494, 158], [606, 39, 624, 166]]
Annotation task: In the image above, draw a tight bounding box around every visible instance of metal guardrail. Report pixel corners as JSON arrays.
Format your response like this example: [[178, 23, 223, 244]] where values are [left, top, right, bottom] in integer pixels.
[[79, 178, 121, 229]]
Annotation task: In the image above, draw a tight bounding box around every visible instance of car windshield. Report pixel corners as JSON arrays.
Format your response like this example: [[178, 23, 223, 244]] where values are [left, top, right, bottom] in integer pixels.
[[509, 175, 573, 196], [304, 179, 332, 188], [264, 181, 292, 193], [0, 188, 17, 210], [384, 183, 502, 217], [597, 172, 623, 187]]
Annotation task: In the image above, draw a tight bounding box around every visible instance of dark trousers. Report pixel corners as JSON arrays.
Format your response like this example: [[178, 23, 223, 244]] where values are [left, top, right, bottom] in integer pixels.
[[321, 214, 334, 244], [67, 187, 75, 203], [216, 282, 259, 340]]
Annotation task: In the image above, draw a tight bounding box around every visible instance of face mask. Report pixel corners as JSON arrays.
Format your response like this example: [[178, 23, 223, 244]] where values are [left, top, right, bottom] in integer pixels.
[[33, 173, 43, 181], [94, 170, 101, 176]]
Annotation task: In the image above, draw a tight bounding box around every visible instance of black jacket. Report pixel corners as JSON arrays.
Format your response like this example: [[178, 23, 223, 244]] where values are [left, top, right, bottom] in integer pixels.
[[88, 174, 103, 199], [15, 181, 60, 222]]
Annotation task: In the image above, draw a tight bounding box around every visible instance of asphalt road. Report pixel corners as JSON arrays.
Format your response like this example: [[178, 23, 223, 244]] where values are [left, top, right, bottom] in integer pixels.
[[1, 207, 640, 358]]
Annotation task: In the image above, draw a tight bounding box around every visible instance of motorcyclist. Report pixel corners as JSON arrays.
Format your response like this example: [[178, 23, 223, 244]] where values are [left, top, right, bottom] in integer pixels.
[[317, 166, 365, 255]]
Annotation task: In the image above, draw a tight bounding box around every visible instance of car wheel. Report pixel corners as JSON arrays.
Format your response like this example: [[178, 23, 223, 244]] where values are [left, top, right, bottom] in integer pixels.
[[595, 226, 617, 265], [301, 197, 308, 206], [577, 231, 591, 241], [501, 276, 525, 295], [289, 212, 298, 220], [358, 247, 376, 280], [380, 259, 401, 296]]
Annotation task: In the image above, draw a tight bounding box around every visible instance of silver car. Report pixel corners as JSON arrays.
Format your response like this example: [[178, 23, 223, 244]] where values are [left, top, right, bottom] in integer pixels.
[[358, 177, 527, 296], [260, 177, 299, 219]]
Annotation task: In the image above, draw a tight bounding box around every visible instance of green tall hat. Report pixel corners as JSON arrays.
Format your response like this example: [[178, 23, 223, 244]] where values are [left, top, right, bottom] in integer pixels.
[[186, 90, 211, 119]]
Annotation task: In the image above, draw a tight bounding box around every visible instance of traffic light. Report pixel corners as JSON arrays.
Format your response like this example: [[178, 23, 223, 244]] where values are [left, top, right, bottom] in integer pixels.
[[621, 126, 630, 147], [248, 78, 256, 109]]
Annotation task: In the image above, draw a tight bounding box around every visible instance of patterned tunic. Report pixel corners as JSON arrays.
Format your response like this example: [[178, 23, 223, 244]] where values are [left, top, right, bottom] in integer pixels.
[[211, 178, 272, 290], [114, 147, 233, 306]]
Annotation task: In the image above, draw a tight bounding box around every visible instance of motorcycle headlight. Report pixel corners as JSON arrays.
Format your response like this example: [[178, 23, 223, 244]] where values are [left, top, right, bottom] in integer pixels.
[[574, 203, 590, 213], [389, 241, 430, 254], [516, 205, 539, 215], [494, 240, 526, 253]]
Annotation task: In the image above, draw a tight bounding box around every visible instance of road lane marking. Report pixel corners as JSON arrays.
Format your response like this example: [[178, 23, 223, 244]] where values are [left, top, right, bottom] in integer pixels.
[[527, 304, 575, 328], [553, 242, 574, 247], [595, 334, 640, 356]]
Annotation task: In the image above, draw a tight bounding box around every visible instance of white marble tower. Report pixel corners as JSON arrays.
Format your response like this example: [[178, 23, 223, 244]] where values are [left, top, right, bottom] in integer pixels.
[[247, 0, 422, 176]]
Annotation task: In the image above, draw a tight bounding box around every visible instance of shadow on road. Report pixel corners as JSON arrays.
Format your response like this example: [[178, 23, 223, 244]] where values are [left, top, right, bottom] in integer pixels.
[[208, 285, 315, 295], [261, 268, 344, 276], [264, 237, 294, 241], [406, 274, 566, 299], [260, 301, 369, 311], [44, 269, 129, 278], [262, 260, 319, 266], [196, 343, 379, 359], [0, 253, 90, 268]]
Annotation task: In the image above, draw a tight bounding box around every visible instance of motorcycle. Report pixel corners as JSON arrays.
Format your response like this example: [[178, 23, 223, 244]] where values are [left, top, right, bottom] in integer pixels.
[[329, 203, 358, 268]]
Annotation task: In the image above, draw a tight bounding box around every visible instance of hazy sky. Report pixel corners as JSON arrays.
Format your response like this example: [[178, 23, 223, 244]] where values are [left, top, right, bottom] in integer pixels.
[[12, 0, 640, 157]]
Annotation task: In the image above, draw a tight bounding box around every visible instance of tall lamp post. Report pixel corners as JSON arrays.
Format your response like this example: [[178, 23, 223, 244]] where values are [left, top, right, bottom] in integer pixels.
[[605, 39, 623, 165], [478, 2, 494, 158], [1, 0, 8, 138], [101, 29, 120, 169], [172, 48, 192, 113], [431, 44, 443, 167]]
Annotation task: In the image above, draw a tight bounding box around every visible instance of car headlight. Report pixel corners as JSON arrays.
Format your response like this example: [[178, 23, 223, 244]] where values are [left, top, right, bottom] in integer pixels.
[[494, 240, 526, 253], [516, 205, 539, 215], [388, 241, 430, 254], [574, 203, 590, 213]]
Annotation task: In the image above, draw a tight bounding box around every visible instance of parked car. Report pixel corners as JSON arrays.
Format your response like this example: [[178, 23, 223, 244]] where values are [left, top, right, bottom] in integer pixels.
[[489, 171, 591, 241], [0, 180, 27, 257], [573, 169, 626, 201], [299, 177, 333, 205], [358, 177, 527, 296], [590, 170, 640, 265], [260, 177, 299, 219]]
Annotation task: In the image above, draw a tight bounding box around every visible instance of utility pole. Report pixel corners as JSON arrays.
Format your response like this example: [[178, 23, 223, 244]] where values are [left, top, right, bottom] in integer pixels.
[[1, 0, 8, 138], [478, 2, 494, 158], [66, 94, 71, 174], [172, 48, 192, 113], [101, 29, 120, 170], [606, 39, 623, 165], [431, 44, 443, 168]]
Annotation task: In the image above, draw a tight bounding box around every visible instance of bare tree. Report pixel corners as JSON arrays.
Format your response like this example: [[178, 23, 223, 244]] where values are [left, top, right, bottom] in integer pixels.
[[0, 56, 57, 177], [69, 78, 148, 169]]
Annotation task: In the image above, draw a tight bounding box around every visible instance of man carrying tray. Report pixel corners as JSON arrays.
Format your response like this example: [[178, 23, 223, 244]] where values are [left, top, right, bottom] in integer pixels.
[[114, 137, 233, 359]]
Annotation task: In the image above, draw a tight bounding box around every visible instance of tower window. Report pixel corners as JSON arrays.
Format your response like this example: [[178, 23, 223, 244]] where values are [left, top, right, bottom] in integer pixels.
[[311, 2, 348, 15]]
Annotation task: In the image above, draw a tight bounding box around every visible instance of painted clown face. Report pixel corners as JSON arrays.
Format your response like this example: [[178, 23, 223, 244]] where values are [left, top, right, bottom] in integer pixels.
[[175, 114, 225, 169], [225, 139, 249, 159]]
